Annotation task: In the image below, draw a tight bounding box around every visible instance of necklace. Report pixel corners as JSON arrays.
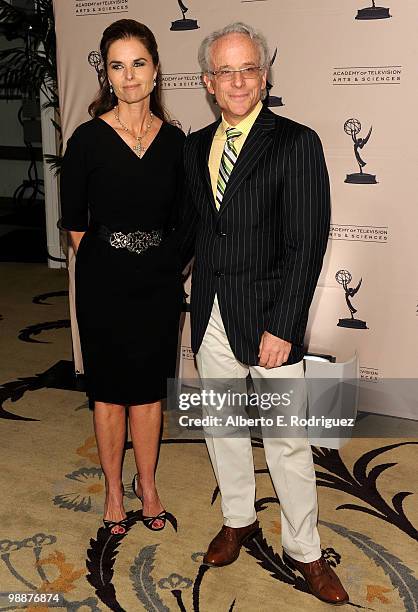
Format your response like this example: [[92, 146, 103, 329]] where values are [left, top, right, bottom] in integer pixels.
[[113, 106, 154, 157]]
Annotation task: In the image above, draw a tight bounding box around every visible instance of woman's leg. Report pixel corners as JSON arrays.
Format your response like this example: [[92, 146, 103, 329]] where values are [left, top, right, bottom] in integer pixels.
[[94, 402, 127, 526], [129, 401, 165, 528]]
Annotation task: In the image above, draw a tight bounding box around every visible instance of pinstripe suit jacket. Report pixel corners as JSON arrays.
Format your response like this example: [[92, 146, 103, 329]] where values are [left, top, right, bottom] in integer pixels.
[[178, 106, 330, 365]]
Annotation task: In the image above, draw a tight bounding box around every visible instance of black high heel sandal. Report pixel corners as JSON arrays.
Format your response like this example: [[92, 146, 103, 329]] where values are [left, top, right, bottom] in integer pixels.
[[142, 511, 167, 531], [102, 518, 129, 535], [132, 473, 167, 532]]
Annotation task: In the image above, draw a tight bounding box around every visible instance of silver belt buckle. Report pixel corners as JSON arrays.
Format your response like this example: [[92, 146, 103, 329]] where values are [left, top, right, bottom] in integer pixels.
[[109, 231, 128, 249], [109, 229, 162, 254]]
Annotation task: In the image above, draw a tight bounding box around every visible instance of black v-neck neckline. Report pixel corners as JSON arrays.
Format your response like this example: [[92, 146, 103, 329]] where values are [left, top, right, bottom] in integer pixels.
[[96, 117, 166, 161]]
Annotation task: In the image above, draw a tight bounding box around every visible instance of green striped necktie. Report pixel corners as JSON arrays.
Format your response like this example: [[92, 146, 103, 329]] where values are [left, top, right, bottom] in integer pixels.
[[216, 127, 242, 210]]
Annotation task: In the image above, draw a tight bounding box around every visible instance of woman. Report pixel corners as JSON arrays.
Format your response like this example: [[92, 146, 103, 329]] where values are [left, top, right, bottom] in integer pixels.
[[60, 19, 185, 534]]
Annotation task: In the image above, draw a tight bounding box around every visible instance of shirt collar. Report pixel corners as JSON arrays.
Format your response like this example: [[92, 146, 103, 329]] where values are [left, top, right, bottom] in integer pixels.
[[220, 101, 263, 137]]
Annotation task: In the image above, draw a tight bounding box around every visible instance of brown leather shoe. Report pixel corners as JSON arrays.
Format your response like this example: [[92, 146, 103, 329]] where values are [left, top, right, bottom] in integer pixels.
[[283, 552, 349, 605], [203, 520, 260, 567]]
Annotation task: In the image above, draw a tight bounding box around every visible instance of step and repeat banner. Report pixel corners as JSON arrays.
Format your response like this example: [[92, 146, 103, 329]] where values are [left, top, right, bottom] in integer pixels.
[[54, 0, 418, 418]]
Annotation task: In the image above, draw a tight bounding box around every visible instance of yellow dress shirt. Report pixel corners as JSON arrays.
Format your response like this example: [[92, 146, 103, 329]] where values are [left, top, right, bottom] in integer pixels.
[[209, 101, 263, 203]]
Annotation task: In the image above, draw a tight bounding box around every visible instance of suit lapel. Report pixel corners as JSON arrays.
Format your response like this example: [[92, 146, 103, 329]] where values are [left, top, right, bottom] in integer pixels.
[[218, 107, 277, 214], [198, 119, 220, 213]]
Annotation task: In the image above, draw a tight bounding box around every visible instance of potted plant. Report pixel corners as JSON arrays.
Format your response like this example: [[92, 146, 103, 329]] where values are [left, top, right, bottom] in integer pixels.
[[0, 0, 62, 171]]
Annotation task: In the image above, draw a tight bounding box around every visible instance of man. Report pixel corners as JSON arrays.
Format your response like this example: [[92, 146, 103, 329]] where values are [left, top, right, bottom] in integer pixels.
[[179, 22, 348, 605]]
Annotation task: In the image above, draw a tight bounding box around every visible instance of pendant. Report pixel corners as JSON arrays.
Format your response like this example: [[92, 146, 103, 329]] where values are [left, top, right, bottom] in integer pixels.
[[133, 142, 143, 157]]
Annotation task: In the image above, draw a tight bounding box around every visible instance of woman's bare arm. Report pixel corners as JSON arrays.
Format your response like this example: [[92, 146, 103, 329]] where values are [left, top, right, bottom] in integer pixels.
[[69, 230, 85, 254]]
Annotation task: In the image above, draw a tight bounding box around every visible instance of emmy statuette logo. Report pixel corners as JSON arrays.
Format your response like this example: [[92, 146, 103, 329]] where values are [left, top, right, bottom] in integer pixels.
[[356, 0, 391, 20], [336, 270, 368, 329], [88, 51, 102, 84], [344, 118, 377, 184], [170, 0, 199, 31], [266, 48, 283, 108]]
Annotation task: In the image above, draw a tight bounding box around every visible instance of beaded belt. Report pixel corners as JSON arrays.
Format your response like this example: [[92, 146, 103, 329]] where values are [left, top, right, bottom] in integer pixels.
[[92, 224, 163, 255]]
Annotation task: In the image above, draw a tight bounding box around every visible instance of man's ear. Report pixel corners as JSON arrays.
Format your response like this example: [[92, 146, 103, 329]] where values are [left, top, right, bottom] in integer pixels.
[[261, 68, 267, 92], [203, 73, 215, 95]]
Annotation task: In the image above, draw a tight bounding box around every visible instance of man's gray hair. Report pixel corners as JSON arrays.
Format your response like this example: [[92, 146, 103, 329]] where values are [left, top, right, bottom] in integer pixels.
[[198, 22, 270, 73]]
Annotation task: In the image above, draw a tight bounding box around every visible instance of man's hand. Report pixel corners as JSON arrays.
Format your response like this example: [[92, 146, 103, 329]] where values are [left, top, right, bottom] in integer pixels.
[[258, 331, 292, 368]]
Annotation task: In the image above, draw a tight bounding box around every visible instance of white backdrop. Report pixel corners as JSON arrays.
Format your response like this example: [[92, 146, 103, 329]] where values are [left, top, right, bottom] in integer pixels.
[[54, 0, 418, 419]]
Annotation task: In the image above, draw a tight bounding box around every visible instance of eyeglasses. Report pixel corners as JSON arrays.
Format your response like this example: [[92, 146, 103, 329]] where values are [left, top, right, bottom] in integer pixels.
[[208, 66, 264, 82]]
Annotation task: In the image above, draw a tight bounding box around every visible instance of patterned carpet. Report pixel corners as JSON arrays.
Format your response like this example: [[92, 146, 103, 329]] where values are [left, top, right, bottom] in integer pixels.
[[0, 263, 417, 612]]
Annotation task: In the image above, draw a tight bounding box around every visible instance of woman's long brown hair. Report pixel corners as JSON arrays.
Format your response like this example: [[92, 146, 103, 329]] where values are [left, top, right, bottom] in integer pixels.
[[88, 19, 168, 121]]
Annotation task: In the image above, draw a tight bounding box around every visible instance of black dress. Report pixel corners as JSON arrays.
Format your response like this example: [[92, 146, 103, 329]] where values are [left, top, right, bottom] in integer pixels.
[[60, 118, 185, 405]]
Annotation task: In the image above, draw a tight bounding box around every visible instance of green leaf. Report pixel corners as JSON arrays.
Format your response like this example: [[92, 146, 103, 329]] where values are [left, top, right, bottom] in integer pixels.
[[44, 154, 62, 175]]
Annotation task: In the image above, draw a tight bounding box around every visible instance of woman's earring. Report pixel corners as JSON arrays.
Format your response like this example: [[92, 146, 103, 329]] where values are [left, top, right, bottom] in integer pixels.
[[153, 79, 157, 87], [109, 83, 113, 94]]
